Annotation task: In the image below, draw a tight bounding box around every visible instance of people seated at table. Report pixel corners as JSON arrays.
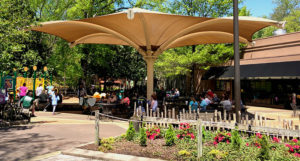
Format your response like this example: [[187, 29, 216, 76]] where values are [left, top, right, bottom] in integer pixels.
[[150, 93, 158, 112], [207, 89, 214, 98], [121, 94, 130, 108], [204, 95, 212, 105], [211, 94, 220, 109], [137, 93, 147, 113], [220, 96, 232, 111], [189, 96, 199, 112], [199, 96, 208, 111], [107, 92, 117, 104]]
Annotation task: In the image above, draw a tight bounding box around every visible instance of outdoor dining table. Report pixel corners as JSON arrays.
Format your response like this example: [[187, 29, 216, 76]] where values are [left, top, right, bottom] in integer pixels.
[[96, 103, 120, 115]]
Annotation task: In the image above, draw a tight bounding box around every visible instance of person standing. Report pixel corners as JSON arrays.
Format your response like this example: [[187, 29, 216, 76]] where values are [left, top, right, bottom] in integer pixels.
[[46, 83, 54, 95], [19, 83, 28, 99], [50, 90, 60, 115], [36, 84, 43, 98], [150, 94, 158, 112]]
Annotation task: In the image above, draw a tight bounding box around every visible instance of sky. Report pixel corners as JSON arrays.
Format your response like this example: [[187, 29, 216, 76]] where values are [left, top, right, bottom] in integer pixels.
[[243, 0, 276, 17]]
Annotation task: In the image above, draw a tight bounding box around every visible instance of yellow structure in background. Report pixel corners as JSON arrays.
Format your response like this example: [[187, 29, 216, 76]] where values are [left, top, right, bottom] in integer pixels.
[[16, 77, 44, 91]]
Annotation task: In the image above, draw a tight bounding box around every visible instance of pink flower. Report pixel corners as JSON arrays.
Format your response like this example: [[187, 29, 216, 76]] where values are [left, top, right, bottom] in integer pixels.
[[190, 133, 195, 139], [149, 135, 155, 140], [290, 148, 294, 153], [177, 134, 181, 139], [226, 140, 230, 144], [292, 139, 298, 143], [213, 141, 218, 145], [257, 146, 261, 149], [286, 144, 292, 148], [273, 137, 280, 143], [180, 123, 184, 126], [256, 133, 262, 139], [294, 145, 300, 149], [226, 133, 231, 137], [246, 143, 249, 146], [155, 129, 160, 133], [294, 153, 300, 158]]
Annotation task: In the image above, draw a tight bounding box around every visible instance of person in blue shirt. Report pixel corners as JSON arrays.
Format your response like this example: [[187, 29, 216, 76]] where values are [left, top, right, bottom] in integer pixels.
[[189, 96, 198, 112], [200, 96, 208, 111]]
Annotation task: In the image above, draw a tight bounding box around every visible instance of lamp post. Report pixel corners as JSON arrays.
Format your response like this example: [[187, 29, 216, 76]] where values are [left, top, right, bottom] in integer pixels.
[[33, 66, 37, 99], [24, 67, 28, 78], [233, 0, 241, 123], [50, 73, 53, 86], [13, 68, 17, 101], [43, 66, 47, 87], [0, 72, 3, 89]]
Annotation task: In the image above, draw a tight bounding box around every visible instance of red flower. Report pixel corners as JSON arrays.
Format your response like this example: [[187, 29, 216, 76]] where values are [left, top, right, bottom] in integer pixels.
[[149, 135, 155, 140], [226, 133, 231, 137], [292, 139, 298, 143], [294, 153, 300, 158], [256, 133, 262, 139], [213, 141, 218, 145], [257, 146, 261, 149], [286, 144, 292, 148], [273, 137, 280, 143], [226, 140, 230, 144], [246, 143, 249, 146], [290, 148, 294, 153], [294, 145, 300, 149], [155, 129, 160, 133], [177, 134, 181, 139], [190, 133, 195, 139]]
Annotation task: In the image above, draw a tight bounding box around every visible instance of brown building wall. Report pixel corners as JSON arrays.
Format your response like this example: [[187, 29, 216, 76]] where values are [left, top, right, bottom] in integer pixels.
[[227, 31, 300, 65]]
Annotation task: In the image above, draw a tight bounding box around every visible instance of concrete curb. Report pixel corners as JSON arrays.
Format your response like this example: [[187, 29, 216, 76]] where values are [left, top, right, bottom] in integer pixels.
[[62, 148, 165, 161]]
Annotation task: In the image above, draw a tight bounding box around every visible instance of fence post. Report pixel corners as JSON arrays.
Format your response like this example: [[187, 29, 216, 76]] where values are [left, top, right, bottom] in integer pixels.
[[164, 105, 167, 118], [134, 102, 137, 117], [197, 119, 203, 160], [95, 110, 100, 146], [172, 108, 175, 119], [146, 103, 149, 117]]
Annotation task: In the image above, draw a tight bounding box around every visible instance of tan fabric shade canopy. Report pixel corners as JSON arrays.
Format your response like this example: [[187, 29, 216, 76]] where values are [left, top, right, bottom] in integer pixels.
[[30, 8, 283, 99]]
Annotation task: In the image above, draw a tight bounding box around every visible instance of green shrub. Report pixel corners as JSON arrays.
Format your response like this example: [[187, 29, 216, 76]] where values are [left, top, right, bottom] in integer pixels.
[[98, 137, 115, 152], [231, 130, 242, 150], [126, 121, 136, 141], [258, 135, 270, 161], [139, 124, 147, 146], [165, 124, 176, 146]]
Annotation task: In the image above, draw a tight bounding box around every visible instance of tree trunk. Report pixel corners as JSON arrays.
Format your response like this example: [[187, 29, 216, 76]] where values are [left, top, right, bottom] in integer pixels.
[[185, 73, 191, 96], [194, 66, 205, 95]]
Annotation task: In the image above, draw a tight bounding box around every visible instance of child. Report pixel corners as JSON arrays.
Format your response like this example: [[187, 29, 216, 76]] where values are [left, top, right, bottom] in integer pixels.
[[51, 90, 60, 115]]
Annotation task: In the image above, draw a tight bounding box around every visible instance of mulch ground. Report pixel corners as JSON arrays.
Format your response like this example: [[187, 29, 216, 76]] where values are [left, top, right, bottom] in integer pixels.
[[79, 139, 181, 160]]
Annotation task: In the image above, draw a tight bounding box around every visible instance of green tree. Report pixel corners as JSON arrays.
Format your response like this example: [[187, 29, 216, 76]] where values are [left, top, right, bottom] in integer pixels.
[[155, 0, 248, 94], [253, 0, 300, 39], [0, 0, 38, 74], [284, 9, 300, 32], [271, 0, 300, 21]]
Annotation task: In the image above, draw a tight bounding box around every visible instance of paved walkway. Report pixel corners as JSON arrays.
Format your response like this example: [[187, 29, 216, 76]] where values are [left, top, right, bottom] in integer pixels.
[[247, 106, 299, 127], [0, 112, 127, 161]]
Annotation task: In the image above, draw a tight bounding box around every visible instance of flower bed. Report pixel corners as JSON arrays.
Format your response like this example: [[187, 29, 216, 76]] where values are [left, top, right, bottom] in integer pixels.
[[79, 123, 300, 160]]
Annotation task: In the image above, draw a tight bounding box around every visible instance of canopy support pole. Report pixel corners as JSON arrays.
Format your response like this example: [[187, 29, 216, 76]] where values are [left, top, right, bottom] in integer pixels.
[[233, 0, 241, 123], [144, 56, 157, 100]]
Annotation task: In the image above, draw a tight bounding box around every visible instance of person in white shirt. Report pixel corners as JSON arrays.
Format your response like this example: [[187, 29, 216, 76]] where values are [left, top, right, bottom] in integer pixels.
[[36, 84, 43, 97]]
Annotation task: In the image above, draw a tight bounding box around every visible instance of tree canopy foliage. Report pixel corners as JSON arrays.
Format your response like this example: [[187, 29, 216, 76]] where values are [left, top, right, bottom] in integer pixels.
[[0, 0, 298, 91]]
